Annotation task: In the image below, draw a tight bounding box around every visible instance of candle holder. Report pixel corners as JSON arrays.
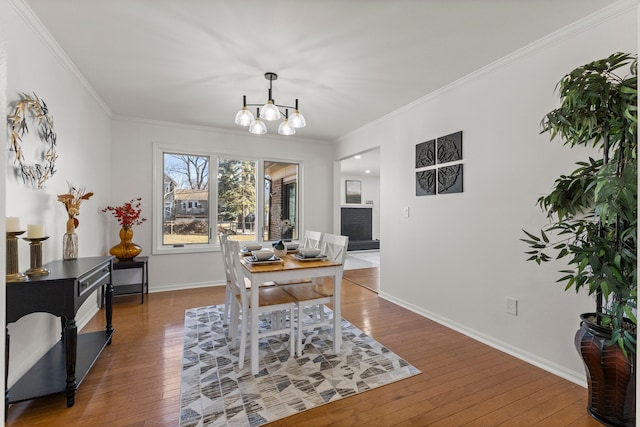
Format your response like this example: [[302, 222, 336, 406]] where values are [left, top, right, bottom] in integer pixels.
[[6, 231, 28, 282], [23, 236, 50, 277]]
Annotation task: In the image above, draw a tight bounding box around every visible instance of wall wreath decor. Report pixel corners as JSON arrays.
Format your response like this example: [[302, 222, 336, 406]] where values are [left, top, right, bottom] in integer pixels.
[[8, 93, 58, 188]]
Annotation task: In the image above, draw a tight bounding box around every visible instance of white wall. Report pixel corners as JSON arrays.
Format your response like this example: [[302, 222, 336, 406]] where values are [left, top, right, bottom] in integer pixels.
[[5, 1, 112, 385], [340, 174, 380, 240], [110, 118, 335, 291], [0, 0, 8, 420], [335, 3, 637, 384]]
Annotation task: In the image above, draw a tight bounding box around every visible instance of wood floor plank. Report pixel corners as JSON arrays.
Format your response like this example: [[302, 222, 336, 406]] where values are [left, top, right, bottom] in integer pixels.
[[5, 268, 600, 426]]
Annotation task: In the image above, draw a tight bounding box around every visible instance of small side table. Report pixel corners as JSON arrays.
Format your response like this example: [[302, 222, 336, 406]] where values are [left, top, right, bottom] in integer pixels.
[[111, 256, 149, 303]]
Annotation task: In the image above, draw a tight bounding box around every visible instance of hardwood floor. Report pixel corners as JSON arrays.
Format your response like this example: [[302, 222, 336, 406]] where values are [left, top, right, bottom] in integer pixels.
[[343, 267, 379, 293], [6, 268, 599, 426]]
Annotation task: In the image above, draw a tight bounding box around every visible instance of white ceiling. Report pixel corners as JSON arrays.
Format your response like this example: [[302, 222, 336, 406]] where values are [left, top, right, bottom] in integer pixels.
[[341, 148, 380, 178], [21, 0, 618, 142]]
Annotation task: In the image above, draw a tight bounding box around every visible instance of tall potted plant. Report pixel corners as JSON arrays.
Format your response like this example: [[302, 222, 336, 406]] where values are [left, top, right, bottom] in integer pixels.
[[522, 52, 637, 426]]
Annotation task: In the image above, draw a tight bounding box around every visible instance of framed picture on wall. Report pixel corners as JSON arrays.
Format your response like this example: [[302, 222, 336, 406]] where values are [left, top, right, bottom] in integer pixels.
[[345, 180, 362, 204]]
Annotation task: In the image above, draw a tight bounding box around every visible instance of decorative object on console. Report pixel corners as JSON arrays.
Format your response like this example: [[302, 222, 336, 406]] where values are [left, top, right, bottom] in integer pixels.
[[234, 72, 306, 136], [6, 217, 27, 282], [27, 223, 45, 238], [58, 184, 94, 260], [23, 236, 50, 277], [6, 217, 20, 232], [8, 93, 58, 188], [102, 197, 146, 260]]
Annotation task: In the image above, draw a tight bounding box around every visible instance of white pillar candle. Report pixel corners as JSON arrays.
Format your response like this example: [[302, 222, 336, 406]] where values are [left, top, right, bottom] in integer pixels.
[[27, 224, 45, 238], [6, 217, 21, 232]]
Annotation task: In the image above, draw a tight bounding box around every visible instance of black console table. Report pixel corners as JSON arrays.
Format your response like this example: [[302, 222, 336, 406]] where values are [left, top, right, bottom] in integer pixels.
[[5, 256, 114, 410]]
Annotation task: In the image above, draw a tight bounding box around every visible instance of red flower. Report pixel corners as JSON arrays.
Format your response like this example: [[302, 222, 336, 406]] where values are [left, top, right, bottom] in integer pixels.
[[102, 197, 146, 228]]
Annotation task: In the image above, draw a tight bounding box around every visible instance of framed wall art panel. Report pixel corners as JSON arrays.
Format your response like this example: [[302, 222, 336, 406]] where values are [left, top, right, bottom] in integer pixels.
[[415, 139, 435, 168], [345, 180, 362, 204], [416, 170, 436, 196], [436, 131, 462, 164], [437, 164, 463, 194]]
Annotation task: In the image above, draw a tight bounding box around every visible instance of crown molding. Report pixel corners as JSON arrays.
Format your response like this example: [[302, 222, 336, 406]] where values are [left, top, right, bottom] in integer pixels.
[[8, 0, 112, 117]]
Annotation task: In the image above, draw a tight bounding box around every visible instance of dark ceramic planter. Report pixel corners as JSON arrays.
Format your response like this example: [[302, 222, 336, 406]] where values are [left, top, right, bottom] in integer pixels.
[[575, 313, 636, 426]]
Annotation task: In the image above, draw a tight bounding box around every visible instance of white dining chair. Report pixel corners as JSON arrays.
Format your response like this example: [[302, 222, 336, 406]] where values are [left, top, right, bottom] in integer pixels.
[[302, 230, 322, 249], [282, 233, 349, 356], [226, 239, 296, 369], [219, 232, 233, 326], [222, 235, 279, 328]]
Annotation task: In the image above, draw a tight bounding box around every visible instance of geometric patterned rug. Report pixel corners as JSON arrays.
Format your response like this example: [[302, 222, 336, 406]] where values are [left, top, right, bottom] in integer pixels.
[[179, 305, 420, 427]]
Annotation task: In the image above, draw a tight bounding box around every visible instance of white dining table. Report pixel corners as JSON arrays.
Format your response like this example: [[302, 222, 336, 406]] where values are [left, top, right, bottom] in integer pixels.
[[239, 253, 344, 375]]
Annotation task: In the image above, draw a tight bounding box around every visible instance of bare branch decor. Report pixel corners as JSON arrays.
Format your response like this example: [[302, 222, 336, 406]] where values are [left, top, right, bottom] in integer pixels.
[[8, 93, 58, 188]]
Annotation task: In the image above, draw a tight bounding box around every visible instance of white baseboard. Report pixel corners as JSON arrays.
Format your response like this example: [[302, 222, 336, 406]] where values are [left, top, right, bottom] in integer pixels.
[[149, 280, 226, 293], [378, 291, 587, 388]]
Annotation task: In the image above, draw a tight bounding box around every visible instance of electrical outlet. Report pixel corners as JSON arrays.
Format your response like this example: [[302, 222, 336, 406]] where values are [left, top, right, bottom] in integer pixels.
[[506, 297, 518, 315], [403, 206, 410, 218]]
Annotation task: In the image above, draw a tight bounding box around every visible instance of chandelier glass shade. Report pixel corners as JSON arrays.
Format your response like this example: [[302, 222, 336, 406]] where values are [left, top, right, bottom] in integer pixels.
[[289, 107, 306, 128], [235, 72, 306, 136], [277, 111, 296, 136], [248, 108, 267, 135], [234, 103, 254, 127], [261, 100, 281, 121]]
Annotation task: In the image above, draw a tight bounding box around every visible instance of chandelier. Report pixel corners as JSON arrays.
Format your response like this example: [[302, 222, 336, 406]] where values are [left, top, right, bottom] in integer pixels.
[[234, 72, 306, 136]]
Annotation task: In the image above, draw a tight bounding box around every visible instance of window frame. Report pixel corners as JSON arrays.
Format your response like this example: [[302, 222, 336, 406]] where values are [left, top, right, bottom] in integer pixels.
[[152, 143, 302, 255], [153, 143, 216, 255]]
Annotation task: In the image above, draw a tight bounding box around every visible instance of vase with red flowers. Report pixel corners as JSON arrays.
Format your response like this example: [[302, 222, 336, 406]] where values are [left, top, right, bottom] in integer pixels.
[[102, 197, 146, 260]]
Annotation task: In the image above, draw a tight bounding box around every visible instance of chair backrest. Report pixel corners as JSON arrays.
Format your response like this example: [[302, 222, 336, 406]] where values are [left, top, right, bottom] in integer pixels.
[[320, 233, 349, 264], [303, 230, 322, 249], [225, 239, 249, 302], [219, 232, 232, 282]]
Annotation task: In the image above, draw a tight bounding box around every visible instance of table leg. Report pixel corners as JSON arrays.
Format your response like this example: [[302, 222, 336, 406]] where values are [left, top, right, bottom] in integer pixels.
[[250, 277, 259, 375], [333, 269, 343, 353], [141, 262, 147, 304], [60, 317, 66, 342], [106, 281, 114, 345], [63, 317, 77, 407]]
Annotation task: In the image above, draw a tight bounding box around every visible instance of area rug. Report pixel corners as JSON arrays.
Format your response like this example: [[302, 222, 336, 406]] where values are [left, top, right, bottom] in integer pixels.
[[179, 305, 420, 427]]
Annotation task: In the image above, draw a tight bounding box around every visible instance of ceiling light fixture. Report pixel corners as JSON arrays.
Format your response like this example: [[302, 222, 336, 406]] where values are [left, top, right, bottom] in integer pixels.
[[235, 72, 306, 136]]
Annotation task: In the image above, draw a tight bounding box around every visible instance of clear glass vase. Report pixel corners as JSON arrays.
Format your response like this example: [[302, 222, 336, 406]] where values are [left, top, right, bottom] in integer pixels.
[[63, 232, 78, 260]]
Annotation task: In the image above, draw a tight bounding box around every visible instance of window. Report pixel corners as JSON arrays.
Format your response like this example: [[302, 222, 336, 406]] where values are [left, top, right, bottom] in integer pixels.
[[161, 152, 210, 248], [217, 159, 257, 241], [264, 162, 299, 241], [153, 144, 301, 254]]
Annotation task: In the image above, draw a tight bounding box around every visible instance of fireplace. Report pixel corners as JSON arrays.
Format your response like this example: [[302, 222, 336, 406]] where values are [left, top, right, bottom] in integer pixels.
[[341, 207, 380, 251]]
